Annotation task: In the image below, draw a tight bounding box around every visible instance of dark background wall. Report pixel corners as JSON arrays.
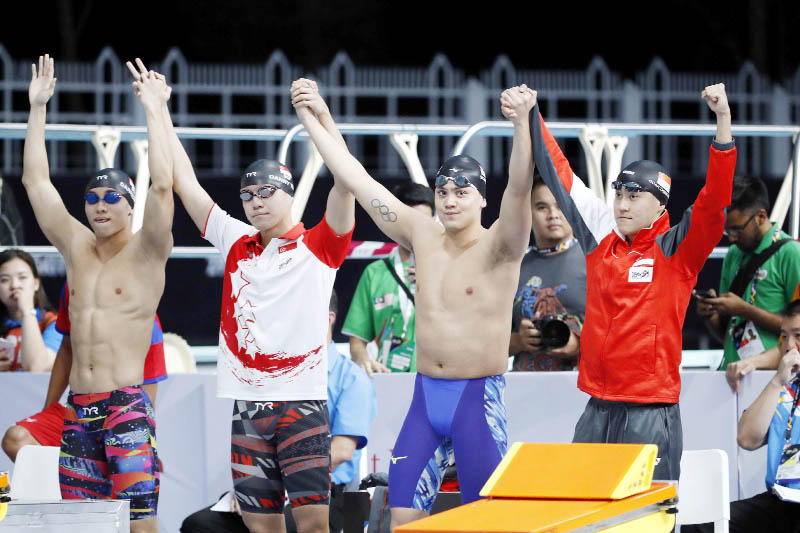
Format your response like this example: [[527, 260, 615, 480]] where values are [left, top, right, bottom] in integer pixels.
[[1, 1, 798, 82]]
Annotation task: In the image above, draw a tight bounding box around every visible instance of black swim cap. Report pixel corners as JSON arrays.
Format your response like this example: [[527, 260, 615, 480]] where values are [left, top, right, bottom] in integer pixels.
[[435, 155, 487, 197], [614, 160, 671, 204], [240, 160, 295, 197], [84, 168, 136, 207]]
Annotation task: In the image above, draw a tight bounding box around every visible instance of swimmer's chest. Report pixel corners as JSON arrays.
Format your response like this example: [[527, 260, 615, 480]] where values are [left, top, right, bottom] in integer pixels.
[[415, 239, 516, 308], [68, 242, 161, 310]]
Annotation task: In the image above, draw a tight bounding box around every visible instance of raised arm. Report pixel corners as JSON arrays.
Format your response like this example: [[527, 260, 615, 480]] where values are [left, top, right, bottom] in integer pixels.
[[128, 62, 214, 233], [657, 84, 736, 275], [529, 100, 615, 255], [127, 59, 174, 259], [22, 55, 89, 256], [165, 108, 213, 232], [292, 86, 430, 249], [291, 79, 354, 235], [705, 83, 733, 145], [489, 85, 536, 261]]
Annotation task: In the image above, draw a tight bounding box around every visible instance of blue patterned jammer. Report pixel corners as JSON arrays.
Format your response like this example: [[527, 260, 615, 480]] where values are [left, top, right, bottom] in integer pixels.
[[388, 373, 507, 511]]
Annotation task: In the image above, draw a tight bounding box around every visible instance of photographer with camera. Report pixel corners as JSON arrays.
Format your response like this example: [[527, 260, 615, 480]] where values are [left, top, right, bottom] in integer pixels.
[[695, 175, 800, 392], [509, 174, 585, 371]]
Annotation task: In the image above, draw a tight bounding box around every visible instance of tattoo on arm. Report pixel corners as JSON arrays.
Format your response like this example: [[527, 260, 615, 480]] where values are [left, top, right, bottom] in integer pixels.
[[371, 198, 397, 223]]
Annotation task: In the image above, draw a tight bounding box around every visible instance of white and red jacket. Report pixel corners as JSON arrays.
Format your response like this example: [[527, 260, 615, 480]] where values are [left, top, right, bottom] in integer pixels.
[[203, 205, 353, 401], [531, 106, 737, 403]]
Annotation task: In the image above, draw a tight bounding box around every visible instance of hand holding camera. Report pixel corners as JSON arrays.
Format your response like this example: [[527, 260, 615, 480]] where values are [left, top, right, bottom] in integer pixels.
[[511, 315, 573, 355]]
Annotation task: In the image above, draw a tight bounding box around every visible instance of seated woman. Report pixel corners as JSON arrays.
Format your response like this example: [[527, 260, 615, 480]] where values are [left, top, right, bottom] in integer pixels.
[[0, 249, 61, 372]]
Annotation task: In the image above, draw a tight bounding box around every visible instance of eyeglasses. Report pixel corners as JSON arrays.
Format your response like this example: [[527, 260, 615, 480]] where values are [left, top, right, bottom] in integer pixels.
[[611, 181, 646, 194], [435, 175, 475, 189], [240, 185, 278, 201], [85, 191, 123, 205], [723, 212, 757, 237]]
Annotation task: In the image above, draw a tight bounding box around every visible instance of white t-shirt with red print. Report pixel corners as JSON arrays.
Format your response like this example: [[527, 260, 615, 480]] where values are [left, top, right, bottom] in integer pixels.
[[203, 204, 353, 401]]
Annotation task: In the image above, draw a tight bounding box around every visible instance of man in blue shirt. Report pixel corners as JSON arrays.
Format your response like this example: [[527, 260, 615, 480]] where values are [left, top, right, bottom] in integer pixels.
[[684, 299, 800, 532], [181, 290, 376, 533]]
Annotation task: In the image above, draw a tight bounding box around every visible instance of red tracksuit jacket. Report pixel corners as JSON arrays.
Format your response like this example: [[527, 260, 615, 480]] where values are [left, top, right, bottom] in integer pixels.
[[530, 106, 737, 403]]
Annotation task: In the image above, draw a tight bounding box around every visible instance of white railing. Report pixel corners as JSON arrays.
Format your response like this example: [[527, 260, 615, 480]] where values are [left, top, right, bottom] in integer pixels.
[[2, 46, 799, 178], [1, 119, 798, 264]]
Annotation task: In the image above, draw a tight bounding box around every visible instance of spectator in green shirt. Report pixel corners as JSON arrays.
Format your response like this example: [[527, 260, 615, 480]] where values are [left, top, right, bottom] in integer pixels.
[[342, 182, 434, 374], [696, 175, 800, 381]]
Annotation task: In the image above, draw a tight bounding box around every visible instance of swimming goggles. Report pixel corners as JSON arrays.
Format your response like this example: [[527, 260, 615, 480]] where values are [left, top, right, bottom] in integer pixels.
[[85, 191, 123, 205], [611, 181, 647, 193], [435, 175, 477, 190], [240, 185, 278, 201]]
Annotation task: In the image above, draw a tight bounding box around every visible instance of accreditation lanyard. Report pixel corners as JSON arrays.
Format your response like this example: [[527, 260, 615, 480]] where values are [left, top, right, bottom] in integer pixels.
[[389, 247, 414, 339], [530, 237, 578, 255], [744, 230, 781, 305], [775, 376, 800, 489], [784, 376, 800, 446]]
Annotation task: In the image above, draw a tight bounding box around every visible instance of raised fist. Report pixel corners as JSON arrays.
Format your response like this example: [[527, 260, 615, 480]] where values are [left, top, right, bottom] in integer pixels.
[[702, 83, 730, 116]]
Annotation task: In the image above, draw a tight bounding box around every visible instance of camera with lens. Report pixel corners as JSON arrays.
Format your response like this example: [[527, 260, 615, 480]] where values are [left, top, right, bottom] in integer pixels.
[[533, 315, 571, 349]]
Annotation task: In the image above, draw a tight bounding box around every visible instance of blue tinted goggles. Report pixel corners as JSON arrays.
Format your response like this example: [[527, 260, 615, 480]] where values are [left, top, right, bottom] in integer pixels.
[[85, 191, 123, 205]]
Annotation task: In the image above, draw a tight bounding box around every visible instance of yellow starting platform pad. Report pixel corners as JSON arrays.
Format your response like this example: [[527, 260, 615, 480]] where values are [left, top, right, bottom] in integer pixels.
[[0, 471, 9, 523], [395, 443, 677, 533], [482, 442, 657, 500]]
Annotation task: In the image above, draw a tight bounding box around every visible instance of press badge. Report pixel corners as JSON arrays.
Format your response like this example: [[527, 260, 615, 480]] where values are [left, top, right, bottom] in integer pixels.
[[732, 320, 766, 360], [776, 444, 800, 484], [381, 336, 413, 372]]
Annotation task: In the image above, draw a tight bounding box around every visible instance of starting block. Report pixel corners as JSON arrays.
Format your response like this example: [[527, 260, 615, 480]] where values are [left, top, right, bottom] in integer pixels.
[[0, 500, 130, 532], [395, 443, 677, 532]]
